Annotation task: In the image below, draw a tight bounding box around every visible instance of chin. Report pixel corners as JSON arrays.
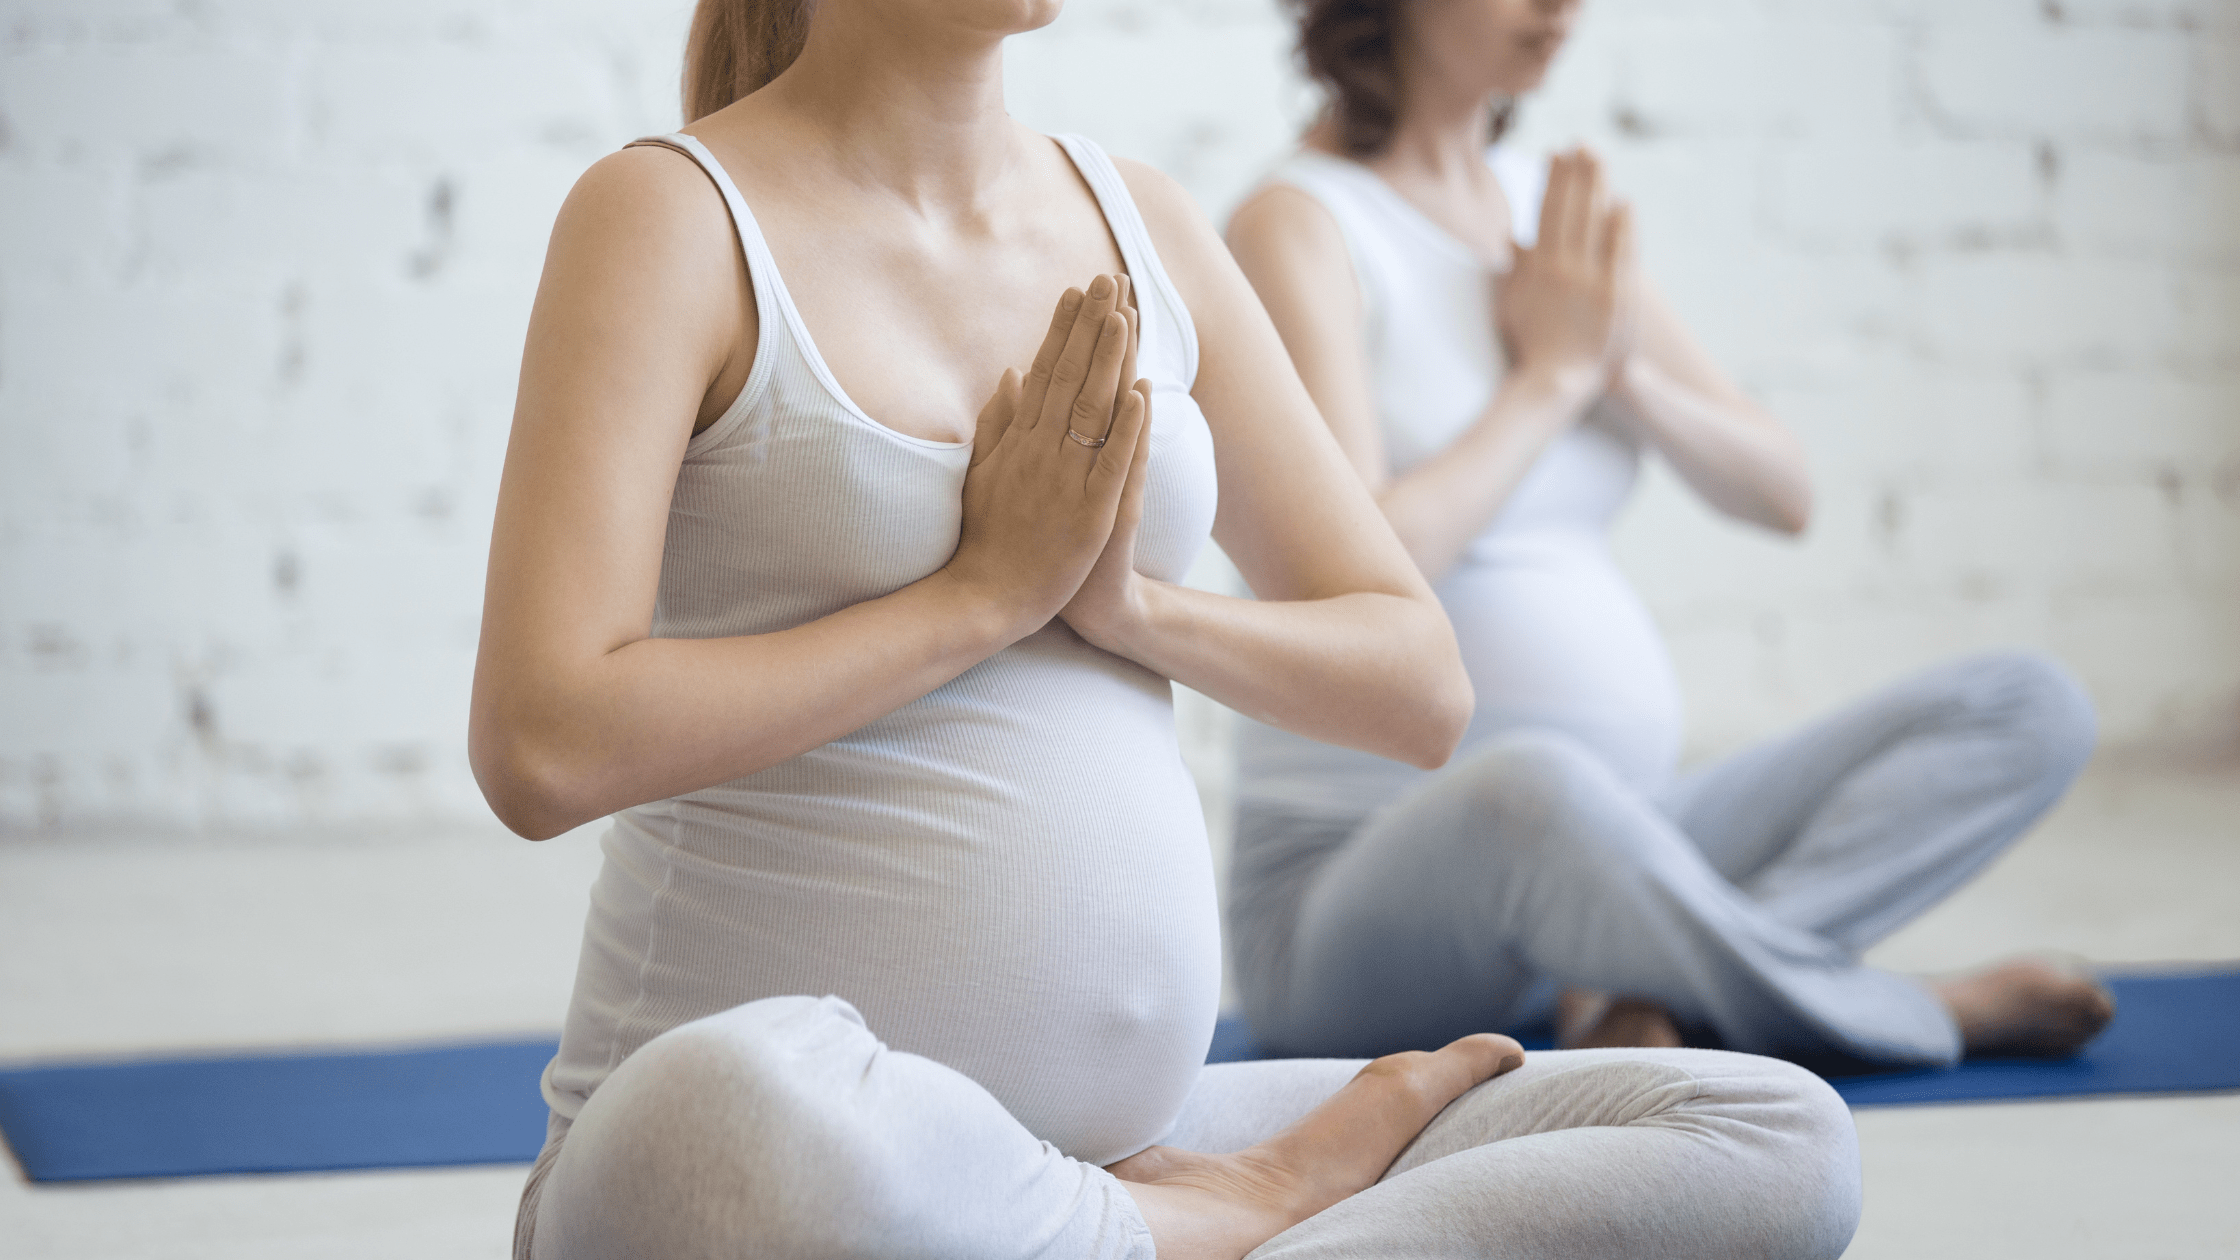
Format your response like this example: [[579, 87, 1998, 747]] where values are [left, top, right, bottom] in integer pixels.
[[1505, 44, 1563, 88], [957, 0, 1064, 36]]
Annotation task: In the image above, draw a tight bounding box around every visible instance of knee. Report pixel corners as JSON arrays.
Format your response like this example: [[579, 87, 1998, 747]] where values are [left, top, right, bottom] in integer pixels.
[[1447, 729, 1670, 871], [1713, 1056, 1863, 1258], [1967, 651, 2098, 784], [548, 996, 911, 1258], [1450, 729, 1621, 833]]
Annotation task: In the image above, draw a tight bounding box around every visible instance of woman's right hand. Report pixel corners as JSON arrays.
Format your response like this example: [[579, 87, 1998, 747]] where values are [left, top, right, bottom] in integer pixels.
[[944, 273, 1151, 630], [1496, 147, 1635, 390]]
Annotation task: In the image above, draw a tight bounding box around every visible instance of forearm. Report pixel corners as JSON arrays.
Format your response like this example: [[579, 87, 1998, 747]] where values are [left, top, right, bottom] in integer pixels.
[[1094, 581, 1470, 769], [1610, 356, 1812, 534], [1375, 365, 1601, 580], [470, 571, 1023, 839]]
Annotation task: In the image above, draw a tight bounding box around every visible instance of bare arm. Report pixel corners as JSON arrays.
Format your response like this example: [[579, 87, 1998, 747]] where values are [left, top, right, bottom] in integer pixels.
[[1068, 160, 1471, 769], [1225, 152, 1630, 583], [471, 150, 1147, 838], [1602, 283, 1813, 534]]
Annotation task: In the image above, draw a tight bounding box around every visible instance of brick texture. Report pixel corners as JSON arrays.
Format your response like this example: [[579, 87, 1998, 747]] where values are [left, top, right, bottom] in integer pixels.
[[2, 0, 2234, 830]]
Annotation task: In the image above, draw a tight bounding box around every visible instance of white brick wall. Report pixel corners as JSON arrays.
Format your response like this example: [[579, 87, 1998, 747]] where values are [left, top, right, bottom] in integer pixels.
[[2, 0, 2234, 831]]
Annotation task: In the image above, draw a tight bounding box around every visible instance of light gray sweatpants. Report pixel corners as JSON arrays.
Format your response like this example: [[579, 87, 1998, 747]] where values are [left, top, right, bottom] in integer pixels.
[[1230, 651, 2098, 1066], [520, 993, 1860, 1260]]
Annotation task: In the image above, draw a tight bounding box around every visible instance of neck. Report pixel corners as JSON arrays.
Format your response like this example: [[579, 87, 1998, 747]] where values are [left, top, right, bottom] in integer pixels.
[[1363, 31, 1503, 183], [1375, 78, 1497, 183], [762, 6, 1021, 209]]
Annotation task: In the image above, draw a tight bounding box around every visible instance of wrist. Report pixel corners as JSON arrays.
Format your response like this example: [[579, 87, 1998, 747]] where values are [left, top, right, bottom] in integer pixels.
[[1070, 571, 1160, 658], [1507, 358, 1606, 409], [923, 565, 1045, 654], [1609, 353, 1662, 406]]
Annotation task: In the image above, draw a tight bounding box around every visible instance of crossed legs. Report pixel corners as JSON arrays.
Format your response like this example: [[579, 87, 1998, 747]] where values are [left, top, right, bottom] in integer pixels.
[[524, 995, 1859, 1260], [1237, 652, 2106, 1065]]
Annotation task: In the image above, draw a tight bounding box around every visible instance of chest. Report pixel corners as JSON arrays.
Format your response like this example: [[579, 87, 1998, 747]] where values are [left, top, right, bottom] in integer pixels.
[[747, 190, 1127, 446], [660, 343, 1220, 638], [1368, 166, 1514, 268]]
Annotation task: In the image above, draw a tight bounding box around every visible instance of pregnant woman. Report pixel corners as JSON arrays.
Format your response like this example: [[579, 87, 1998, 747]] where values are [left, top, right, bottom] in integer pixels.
[[473, 0, 1861, 1256], [1225, 0, 2113, 1066]]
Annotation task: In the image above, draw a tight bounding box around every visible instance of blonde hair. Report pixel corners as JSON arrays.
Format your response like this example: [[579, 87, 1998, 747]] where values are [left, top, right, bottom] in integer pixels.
[[682, 0, 814, 122]]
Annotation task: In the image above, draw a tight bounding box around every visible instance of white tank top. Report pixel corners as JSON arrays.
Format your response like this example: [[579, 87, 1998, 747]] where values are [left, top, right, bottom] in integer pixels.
[[539, 133, 1224, 1166], [1236, 148, 1684, 811]]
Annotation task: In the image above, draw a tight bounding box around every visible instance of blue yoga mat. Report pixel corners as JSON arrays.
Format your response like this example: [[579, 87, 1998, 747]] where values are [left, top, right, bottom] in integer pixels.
[[1830, 966, 2240, 1105], [0, 1038, 557, 1182], [1211, 967, 2240, 1108], [4, 968, 2233, 1183]]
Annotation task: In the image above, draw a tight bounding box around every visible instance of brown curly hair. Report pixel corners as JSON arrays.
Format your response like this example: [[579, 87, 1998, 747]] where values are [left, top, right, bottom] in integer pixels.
[[1292, 0, 1515, 158]]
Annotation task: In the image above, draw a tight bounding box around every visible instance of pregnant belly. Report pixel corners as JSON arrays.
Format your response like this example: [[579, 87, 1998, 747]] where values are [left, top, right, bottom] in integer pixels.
[[1438, 541, 1684, 791], [553, 647, 1224, 1167]]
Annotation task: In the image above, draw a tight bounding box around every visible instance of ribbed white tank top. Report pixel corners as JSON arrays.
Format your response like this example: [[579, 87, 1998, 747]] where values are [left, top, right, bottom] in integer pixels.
[[1235, 148, 1684, 810], [539, 133, 1224, 1166]]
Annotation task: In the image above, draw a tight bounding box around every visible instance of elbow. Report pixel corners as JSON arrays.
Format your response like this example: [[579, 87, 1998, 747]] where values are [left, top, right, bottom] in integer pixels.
[[1405, 679, 1473, 770], [469, 716, 593, 842], [1772, 484, 1814, 537], [1396, 643, 1474, 771], [1768, 451, 1815, 536], [1739, 479, 1812, 538]]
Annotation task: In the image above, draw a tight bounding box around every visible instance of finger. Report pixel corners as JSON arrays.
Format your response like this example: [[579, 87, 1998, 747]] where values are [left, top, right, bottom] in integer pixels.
[[1089, 379, 1151, 500], [1116, 277, 1140, 432], [1537, 151, 1581, 258], [968, 367, 1023, 469], [1601, 199, 1635, 282], [1017, 287, 1085, 431], [1035, 273, 1123, 434], [1118, 380, 1153, 512], [1605, 202, 1638, 356], [1065, 309, 1131, 449], [1116, 274, 1139, 397], [1573, 150, 1608, 266]]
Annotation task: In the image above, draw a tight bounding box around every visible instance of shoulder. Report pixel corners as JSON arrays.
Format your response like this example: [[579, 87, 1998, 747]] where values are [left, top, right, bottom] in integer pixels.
[[534, 144, 748, 365], [1104, 155, 1242, 326], [1108, 156, 1355, 312], [559, 144, 729, 242], [1226, 180, 1347, 259], [548, 145, 740, 283], [1224, 178, 1360, 318], [1110, 155, 1220, 256]]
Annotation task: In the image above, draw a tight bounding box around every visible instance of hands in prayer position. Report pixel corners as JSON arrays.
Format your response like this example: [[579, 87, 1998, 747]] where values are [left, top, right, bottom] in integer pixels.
[[948, 272, 1156, 652], [1496, 147, 1637, 396]]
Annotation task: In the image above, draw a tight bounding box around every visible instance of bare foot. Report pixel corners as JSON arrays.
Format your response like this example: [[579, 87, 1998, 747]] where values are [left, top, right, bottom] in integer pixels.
[[1108, 1032, 1525, 1260], [1934, 958, 2115, 1058], [1556, 989, 1683, 1049]]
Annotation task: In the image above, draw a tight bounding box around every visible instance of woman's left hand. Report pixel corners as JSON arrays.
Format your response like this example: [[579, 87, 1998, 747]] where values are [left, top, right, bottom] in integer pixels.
[[1059, 377, 1154, 652], [1059, 282, 1157, 653]]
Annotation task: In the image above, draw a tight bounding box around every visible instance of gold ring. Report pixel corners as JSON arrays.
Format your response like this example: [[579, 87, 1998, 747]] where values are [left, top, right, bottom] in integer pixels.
[[1066, 428, 1108, 448]]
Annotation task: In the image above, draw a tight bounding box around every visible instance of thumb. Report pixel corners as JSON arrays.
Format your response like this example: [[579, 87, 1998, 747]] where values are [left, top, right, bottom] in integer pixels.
[[1114, 380, 1154, 529], [970, 368, 1024, 469], [1089, 380, 1150, 502]]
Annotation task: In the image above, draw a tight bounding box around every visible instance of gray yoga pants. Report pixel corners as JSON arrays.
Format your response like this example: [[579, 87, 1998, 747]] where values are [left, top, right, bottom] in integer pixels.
[[521, 993, 1860, 1259], [1230, 651, 2098, 1066]]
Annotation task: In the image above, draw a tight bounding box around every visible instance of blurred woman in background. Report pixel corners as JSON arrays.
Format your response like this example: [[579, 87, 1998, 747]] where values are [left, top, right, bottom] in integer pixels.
[[1224, 0, 2113, 1066], [471, 0, 1862, 1256]]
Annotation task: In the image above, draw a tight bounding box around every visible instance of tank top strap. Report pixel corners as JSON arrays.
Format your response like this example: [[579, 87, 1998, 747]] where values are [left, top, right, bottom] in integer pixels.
[[1051, 134, 1200, 389], [625, 132, 791, 449]]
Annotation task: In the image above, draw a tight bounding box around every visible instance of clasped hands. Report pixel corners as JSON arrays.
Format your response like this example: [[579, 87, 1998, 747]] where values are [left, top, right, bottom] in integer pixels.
[[1496, 146, 1640, 397], [944, 272, 1156, 653]]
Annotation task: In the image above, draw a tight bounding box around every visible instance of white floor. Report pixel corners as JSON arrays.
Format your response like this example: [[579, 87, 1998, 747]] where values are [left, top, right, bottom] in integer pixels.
[[2, 763, 2235, 1259]]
